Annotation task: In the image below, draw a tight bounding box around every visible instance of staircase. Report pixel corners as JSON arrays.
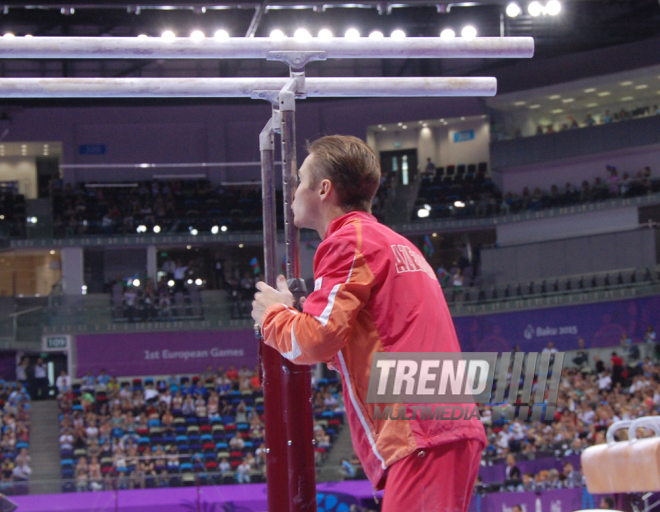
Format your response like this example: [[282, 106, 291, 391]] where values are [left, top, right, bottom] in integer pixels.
[[28, 400, 61, 494], [318, 424, 357, 483]]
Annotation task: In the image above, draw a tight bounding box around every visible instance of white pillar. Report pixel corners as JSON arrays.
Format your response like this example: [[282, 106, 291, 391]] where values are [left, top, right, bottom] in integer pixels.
[[147, 245, 157, 284], [60, 247, 84, 295]]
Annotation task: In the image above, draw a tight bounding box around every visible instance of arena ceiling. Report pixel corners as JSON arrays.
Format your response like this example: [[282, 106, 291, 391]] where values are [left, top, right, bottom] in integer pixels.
[[0, 1, 657, 97]]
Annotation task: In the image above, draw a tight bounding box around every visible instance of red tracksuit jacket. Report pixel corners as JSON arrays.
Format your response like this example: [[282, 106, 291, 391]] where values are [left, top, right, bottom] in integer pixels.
[[262, 211, 486, 490]]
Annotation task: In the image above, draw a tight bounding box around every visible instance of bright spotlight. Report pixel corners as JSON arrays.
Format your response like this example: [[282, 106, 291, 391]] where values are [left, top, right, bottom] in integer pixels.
[[214, 29, 229, 40], [161, 30, 175, 40], [270, 29, 286, 41], [506, 3, 521, 17], [187, 279, 193, 285], [137, 34, 149, 39], [318, 28, 333, 40], [528, 1, 543, 16], [195, 279, 203, 286], [133, 279, 141, 287], [191, 229, 199, 236], [294, 28, 312, 41], [424, 204, 431, 211], [220, 225, 228, 232], [3, 33, 14, 39], [417, 208, 430, 219], [368, 31, 384, 39], [190, 30, 205, 42], [461, 26, 477, 39], [137, 224, 147, 233], [546, 0, 561, 15], [211, 225, 219, 234], [454, 201, 466, 208], [440, 28, 455, 39], [345, 28, 360, 40], [153, 225, 161, 233], [167, 280, 175, 287], [391, 29, 406, 40]]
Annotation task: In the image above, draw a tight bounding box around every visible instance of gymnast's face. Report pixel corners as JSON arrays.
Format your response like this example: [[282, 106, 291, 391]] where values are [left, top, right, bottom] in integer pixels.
[[292, 153, 324, 232]]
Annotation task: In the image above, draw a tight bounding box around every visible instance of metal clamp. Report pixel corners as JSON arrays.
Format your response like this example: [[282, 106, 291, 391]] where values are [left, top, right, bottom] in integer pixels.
[[266, 50, 327, 71], [287, 278, 307, 311]]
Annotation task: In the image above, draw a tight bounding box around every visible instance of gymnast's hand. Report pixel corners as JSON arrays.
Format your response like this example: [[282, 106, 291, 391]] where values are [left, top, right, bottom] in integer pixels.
[[251, 275, 295, 327]]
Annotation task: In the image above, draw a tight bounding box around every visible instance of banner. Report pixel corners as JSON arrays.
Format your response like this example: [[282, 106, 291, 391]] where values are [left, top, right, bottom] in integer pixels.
[[453, 295, 660, 353], [75, 330, 258, 378]]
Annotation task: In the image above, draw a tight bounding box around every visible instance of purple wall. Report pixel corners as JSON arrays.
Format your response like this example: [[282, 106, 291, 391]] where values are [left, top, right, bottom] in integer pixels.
[[3, 96, 484, 185], [453, 294, 660, 353], [74, 330, 258, 378]]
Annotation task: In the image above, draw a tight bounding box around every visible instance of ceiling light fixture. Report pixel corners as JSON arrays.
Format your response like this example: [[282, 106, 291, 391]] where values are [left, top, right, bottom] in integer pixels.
[[506, 3, 521, 17]]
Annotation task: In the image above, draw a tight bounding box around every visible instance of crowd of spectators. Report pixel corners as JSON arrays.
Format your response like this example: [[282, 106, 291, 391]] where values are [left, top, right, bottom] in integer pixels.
[[528, 103, 660, 137], [0, 377, 32, 494], [57, 365, 344, 492], [111, 271, 203, 323], [51, 179, 273, 238], [417, 163, 658, 221], [472, 341, 660, 494]]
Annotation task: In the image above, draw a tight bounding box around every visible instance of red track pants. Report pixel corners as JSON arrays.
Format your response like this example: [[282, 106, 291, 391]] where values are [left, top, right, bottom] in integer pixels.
[[381, 438, 483, 512]]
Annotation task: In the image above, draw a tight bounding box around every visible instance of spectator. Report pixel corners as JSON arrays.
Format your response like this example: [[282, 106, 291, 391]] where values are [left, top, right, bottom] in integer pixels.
[[96, 369, 111, 391], [56, 370, 71, 396], [611, 352, 625, 387], [31, 358, 48, 400], [173, 261, 188, 292], [563, 461, 582, 488], [236, 458, 251, 484], [123, 287, 138, 322], [339, 458, 356, 480], [573, 338, 589, 368], [600, 497, 615, 510], [505, 454, 520, 481]]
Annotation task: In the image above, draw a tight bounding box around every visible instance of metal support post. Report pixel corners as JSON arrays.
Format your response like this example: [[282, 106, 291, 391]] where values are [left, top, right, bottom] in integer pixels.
[[279, 74, 318, 512], [258, 110, 291, 512]]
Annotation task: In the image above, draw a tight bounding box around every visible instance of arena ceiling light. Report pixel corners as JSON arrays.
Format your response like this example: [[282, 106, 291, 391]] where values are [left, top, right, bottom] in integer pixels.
[[133, 279, 140, 287], [221, 225, 228, 232], [190, 30, 205, 42], [461, 26, 477, 39], [545, 0, 561, 16], [318, 29, 333, 40], [294, 29, 312, 41], [153, 225, 161, 233], [440, 28, 455, 39], [211, 225, 219, 234], [167, 280, 175, 287], [454, 201, 466, 208], [368, 31, 384, 39], [161, 30, 175, 40], [506, 3, 522, 17], [391, 29, 406, 40], [528, 1, 543, 16], [195, 279, 203, 286], [137, 34, 148, 39], [214, 29, 230, 41], [345, 28, 360, 40], [417, 208, 430, 218], [3, 33, 14, 38], [269, 29, 286, 40], [136, 224, 147, 233]]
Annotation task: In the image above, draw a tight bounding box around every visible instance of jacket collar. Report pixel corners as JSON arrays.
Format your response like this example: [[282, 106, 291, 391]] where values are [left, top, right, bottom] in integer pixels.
[[324, 211, 376, 239]]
